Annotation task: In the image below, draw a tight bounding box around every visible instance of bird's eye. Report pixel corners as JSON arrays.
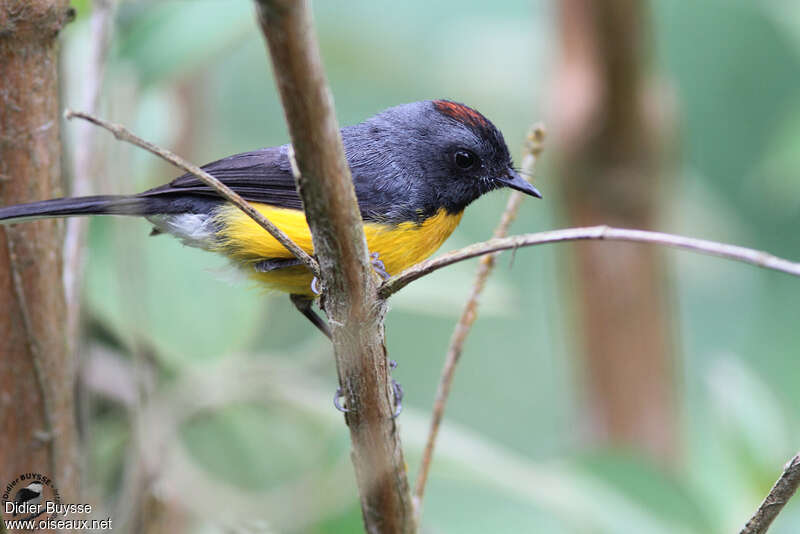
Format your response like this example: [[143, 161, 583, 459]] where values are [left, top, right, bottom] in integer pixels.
[[454, 150, 478, 170]]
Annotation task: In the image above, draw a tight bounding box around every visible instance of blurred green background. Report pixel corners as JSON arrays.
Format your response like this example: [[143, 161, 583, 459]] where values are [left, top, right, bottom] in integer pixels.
[[60, 0, 800, 532]]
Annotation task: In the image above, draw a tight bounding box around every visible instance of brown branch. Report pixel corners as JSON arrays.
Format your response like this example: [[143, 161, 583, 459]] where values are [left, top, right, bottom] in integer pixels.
[[740, 453, 800, 534], [413, 125, 545, 513], [254, 1, 414, 533], [380, 226, 800, 298], [0, 0, 78, 507], [63, 109, 320, 278]]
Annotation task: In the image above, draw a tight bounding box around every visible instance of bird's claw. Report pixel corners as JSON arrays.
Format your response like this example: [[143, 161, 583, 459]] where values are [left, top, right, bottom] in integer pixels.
[[311, 252, 387, 295], [370, 252, 391, 280], [332, 359, 404, 418], [310, 276, 322, 295], [388, 359, 403, 418], [334, 387, 350, 413], [391, 377, 404, 419]]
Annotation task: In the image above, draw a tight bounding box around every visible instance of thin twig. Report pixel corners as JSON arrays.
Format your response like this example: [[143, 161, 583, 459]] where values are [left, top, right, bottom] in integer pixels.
[[740, 453, 800, 534], [380, 226, 800, 298], [254, 1, 414, 533], [413, 125, 545, 513], [63, 109, 320, 278]]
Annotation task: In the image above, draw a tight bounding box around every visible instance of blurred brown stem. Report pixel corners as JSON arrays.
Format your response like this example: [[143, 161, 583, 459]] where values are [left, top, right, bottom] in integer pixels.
[[64, 0, 116, 350], [740, 453, 800, 534], [64, 3, 116, 499], [553, 0, 676, 460], [254, 1, 415, 533], [413, 125, 545, 515]]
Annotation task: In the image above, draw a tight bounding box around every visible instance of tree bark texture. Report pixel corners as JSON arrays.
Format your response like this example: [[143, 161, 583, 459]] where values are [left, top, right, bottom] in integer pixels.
[[0, 0, 77, 507], [255, 1, 415, 532], [552, 0, 678, 461]]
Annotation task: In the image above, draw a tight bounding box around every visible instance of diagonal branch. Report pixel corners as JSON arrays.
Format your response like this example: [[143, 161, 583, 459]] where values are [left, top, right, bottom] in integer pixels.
[[253, 1, 415, 533], [740, 453, 800, 534], [64, 109, 319, 278], [379, 226, 800, 298], [413, 125, 545, 513]]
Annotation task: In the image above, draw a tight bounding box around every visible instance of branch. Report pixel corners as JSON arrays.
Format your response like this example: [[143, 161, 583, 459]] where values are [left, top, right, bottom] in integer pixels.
[[740, 453, 800, 534], [413, 125, 545, 513], [0, 0, 78, 507], [254, 1, 415, 533], [380, 226, 800, 298], [63, 109, 320, 278]]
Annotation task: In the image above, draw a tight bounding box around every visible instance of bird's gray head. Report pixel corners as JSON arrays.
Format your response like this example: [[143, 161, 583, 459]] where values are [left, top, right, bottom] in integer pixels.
[[342, 100, 541, 223]]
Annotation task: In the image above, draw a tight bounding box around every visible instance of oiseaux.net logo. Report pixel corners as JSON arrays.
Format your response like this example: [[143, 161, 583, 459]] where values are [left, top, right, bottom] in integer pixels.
[[2, 473, 112, 531]]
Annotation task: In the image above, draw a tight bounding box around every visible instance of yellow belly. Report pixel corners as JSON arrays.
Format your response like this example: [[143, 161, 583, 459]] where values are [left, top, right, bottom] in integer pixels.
[[213, 203, 463, 295]]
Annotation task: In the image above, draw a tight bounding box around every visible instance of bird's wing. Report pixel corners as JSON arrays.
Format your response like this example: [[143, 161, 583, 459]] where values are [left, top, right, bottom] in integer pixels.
[[139, 147, 304, 211]]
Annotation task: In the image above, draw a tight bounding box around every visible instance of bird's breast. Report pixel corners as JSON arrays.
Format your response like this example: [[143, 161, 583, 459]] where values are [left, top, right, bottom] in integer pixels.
[[212, 203, 463, 294], [362, 208, 463, 275]]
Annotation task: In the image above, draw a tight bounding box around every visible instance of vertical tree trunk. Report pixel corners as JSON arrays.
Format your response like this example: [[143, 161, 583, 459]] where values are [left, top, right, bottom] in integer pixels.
[[0, 0, 77, 506], [255, 2, 415, 531], [552, 0, 677, 461]]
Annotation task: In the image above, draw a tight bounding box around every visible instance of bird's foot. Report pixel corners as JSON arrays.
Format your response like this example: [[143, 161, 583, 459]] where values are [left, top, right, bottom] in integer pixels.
[[333, 387, 350, 413], [389, 359, 404, 418], [309, 251, 388, 296], [254, 257, 302, 272], [370, 251, 391, 280], [332, 359, 404, 418], [310, 276, 323, 295]]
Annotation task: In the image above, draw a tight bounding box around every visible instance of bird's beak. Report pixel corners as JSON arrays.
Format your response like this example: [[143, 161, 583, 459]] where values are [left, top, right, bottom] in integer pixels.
[[496, 169, 542, 198]]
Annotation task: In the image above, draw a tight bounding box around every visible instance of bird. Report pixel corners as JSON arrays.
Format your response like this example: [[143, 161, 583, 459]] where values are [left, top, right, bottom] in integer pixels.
[[0, 100, 541, 336], [11, 481, 43, 517]]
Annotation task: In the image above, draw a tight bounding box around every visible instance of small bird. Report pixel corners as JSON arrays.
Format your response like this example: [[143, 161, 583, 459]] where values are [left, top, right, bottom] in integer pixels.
[[12, 481, 43, 516], [0, 100, 541, 335]]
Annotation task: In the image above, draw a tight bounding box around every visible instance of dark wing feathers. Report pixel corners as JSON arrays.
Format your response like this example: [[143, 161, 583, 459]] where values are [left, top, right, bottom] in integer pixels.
[[138, 146, 304, 211], [134, 144, 405, 223]]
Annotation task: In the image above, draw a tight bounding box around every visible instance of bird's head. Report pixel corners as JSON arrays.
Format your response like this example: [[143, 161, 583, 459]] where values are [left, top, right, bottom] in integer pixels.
[[345, 100, 541, 220], [427, 99, 541, 201], [24, 482, 43, 493]]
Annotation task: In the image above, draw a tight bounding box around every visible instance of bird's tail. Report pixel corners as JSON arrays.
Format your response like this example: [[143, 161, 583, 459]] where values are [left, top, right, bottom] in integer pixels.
[[0, 195, 189, 224]]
